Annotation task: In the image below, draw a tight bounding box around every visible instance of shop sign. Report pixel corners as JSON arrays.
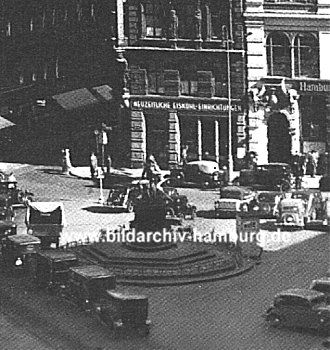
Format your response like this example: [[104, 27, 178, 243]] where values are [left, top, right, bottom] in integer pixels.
[[131, 99, 242, 113], [295, 80, 330, 94]]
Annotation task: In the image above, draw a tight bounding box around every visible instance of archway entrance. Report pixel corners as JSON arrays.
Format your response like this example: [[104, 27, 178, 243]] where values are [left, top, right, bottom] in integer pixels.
[[267, 113, 292, 164]]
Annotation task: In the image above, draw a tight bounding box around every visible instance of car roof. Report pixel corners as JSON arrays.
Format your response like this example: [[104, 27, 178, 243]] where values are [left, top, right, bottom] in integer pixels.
[[276, 288, 325, 300], [187, 160, 218, 166], [311, 277, 330, 285], [70, 264, 115, 279], [7, 234, 41, 245], [106, 290, 147, 301], [221, 185, 253, 193], [38, 250, 77, 261]]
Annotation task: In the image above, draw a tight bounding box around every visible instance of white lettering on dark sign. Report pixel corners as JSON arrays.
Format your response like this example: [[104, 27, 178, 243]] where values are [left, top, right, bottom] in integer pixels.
[[131, 100, 242, 112], [299, 81, 330, 93]]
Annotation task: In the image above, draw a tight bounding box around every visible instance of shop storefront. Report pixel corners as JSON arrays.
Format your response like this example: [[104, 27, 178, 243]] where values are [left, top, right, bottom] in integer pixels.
[[129, 97, 244, 169]]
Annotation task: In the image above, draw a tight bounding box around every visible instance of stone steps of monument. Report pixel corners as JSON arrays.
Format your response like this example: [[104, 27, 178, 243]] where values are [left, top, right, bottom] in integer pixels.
[[83, 245, 218, 267], [118, 261, 255, 287]]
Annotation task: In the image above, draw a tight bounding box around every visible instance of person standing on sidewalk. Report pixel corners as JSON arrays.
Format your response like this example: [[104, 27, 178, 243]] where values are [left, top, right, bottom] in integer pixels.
[[106, 155, 112, 176], [90, 152, 98, 179]]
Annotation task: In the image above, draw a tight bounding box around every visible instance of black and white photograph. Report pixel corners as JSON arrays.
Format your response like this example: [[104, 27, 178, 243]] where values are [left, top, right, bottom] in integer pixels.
[[0, 0, 329, 349]]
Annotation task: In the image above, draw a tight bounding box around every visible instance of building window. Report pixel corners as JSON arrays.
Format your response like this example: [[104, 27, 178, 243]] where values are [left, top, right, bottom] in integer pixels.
[[175, 2, 195, 39], [179, 63, 198, 95], [266, 32, 291, 77], [294, 33, 319, 78], [144, 1, 164, 37], [140, 61, 164, 94], [209, 0, 229, 39]]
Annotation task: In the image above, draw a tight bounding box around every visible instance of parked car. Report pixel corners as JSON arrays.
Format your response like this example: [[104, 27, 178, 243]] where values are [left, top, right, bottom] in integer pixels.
[[277, 190, 323, 228], [264, 288, 330, 334], [26, 202, 65, 249], [167, 160, 226, 188], [35, 250, 79, 291], [310, 277, 330, 303], [0, 195, 15, 221], [214, 186, 256, 218], [104, 184, 141, 213], [96, 290, 151, 337], [163, 192, 197, 220], [1, 234, 41, 272], [234, 163, 294, 191], [67, 264, 116, 311], [249, 191, 283, 218], [0, 176, 33, 205]]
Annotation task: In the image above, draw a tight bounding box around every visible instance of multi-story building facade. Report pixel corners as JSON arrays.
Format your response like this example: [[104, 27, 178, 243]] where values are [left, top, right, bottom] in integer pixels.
[[119, 0, 247, 169], [0, 0, 122, 164], [245, 0, 330, 164]]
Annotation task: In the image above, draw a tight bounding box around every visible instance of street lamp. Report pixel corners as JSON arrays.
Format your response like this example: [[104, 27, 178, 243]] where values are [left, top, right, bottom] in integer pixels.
[[223, 25, 234, 182]]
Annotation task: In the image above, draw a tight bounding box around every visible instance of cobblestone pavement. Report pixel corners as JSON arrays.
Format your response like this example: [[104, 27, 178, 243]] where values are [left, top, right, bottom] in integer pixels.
[[0, 164, 328, 350]]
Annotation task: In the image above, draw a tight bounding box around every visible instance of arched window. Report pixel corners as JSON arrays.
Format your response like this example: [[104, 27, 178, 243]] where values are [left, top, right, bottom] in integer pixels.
[[266, 32, 291, 77], [294, 33, 319, 78]]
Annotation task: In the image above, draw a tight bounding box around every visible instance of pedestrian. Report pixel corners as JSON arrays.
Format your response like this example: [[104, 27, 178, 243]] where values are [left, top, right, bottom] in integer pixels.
[[106, 155, 112, 176], [181, 145, 189, 167], [90, 152, 98, 179], [310, 150, 318, 177]]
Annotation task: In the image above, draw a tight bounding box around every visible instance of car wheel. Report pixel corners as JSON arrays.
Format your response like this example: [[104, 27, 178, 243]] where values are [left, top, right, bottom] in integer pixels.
[[280, 181, 291, 192], [126, 201, 134, 213], [267, 314, 282, 327]]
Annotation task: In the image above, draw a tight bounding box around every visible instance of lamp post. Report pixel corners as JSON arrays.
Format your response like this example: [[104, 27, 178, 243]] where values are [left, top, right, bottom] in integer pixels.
[[223, 26, 234, 182]]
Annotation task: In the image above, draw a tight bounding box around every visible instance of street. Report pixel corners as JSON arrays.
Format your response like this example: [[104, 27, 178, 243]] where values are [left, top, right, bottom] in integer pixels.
[[0, 163, 329, 350]]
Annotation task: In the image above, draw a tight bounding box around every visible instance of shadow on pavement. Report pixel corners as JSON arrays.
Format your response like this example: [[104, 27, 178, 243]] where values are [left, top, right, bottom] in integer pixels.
[[82, 206, 114, 214]]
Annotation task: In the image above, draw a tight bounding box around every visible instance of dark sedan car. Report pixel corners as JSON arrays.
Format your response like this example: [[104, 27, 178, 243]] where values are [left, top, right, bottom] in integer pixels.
[[264, 288, 330, 334], [249, 191, 282, 218]]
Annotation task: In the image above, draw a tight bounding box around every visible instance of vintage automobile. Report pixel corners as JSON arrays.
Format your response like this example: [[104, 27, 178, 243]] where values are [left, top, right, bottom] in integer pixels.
[[164, 193, 197, 220], [0, 195, 15, 221], [35, 250, 79, 291], [95, 290, 151, 336], [105, 184, 141, 213], [1, 233, 41, 272], [0, 220, 17, 242], [249, 191, 283, 218], [214, 186, 256, 218], [26, 202, 65, 249], [264, 288, 330, 334], [277, 190, 323, 228], [166, 160, 226, 188], [0, 176, 34, 206], [67, 264, 116, 311], [310, 277, 330, 302], [234, 163, 294, 192]]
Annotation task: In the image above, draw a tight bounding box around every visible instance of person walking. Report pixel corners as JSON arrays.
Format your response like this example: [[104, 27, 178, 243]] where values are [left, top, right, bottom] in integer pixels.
[[310, 150, 318, 177], [90, 152, 98, 179], [106, 155, 112, 176], [181, 145, 189, 167], [142, 155, 161, 183]]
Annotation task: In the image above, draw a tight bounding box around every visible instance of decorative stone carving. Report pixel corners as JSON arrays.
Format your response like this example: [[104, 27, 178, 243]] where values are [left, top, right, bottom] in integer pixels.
[[168, 10, 178, 40], [194, 8, 202, 40]]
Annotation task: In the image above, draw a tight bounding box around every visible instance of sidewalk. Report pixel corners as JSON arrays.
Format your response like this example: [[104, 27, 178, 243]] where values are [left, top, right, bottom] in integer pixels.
[[69, 166, 170, 181], [69, 165, 321, 189]]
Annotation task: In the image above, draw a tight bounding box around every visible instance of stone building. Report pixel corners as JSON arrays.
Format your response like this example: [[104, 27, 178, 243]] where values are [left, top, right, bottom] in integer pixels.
[[245, 0, 330, 164], [118, 0, 247, 169]]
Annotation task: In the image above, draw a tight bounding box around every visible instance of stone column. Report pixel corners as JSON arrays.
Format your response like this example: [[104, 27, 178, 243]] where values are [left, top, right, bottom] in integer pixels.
[[130, 111, 146, 168], [197, 118, 202, 160], [215, 119, 220, 164], [168, 112, 181, 168]]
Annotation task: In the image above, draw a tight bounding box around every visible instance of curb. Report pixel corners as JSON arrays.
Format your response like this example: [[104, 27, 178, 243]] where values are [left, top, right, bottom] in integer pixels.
[[116, 261, 255, 287]]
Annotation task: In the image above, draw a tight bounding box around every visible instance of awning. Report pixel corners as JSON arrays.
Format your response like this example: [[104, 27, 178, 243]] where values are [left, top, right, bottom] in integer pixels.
[[0, 116, 15, 130], [92, 85, 113, 102], [52, 88, 99, 111]]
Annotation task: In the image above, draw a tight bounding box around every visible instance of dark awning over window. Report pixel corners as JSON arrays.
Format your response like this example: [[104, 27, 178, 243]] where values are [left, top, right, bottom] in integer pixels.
[[52, 88, 99, 111]]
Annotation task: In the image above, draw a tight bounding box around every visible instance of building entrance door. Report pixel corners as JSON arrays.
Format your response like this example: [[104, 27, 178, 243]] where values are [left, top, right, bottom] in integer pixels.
[[267, 113, 292, 164], [146, 113, 168, 169]]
